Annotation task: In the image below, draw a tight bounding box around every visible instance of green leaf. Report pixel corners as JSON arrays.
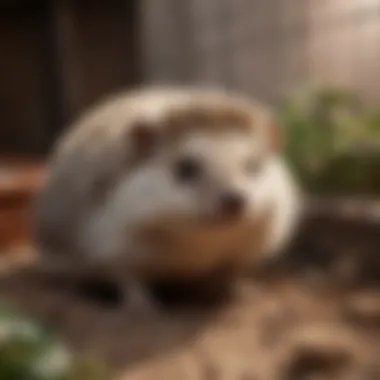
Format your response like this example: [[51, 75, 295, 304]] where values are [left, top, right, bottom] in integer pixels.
[[277, 85, 380, 195]]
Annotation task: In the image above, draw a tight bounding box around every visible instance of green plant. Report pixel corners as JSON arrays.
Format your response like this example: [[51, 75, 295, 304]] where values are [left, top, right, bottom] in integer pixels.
[[0, 301, 112, 380], [278, 85, 380, 195]]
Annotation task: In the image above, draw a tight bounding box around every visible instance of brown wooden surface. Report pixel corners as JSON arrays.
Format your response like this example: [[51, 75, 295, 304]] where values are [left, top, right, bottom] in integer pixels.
[[0, 3, 49, 154], [0, 0, 139, 155]]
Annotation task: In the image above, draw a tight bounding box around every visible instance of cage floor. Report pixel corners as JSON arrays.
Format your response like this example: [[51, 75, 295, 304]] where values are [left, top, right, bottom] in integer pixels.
[[2, 202, 380, 379], [2, 269, 380, 379]]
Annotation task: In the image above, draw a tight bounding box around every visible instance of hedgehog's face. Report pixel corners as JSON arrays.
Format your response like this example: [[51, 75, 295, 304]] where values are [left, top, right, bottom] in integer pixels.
[[166, 130, 272, 222], [121, 127, 276, 227]]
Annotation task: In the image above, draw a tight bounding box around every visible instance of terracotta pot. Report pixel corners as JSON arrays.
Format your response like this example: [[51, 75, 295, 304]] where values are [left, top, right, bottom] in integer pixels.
[[0, 158, 45, 252]]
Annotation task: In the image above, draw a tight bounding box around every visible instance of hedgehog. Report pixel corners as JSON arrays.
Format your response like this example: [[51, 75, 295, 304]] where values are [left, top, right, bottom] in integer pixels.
[[32, 86, 301, 312]]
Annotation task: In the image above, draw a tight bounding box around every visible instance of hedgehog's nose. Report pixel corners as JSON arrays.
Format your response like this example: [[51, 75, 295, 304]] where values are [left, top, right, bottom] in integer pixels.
[[219, 192, 246, 218]]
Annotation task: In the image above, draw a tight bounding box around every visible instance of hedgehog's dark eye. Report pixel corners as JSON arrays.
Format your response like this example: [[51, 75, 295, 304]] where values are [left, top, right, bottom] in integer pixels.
[[174, 157, 202, 183], [245, 157, 263, 176]]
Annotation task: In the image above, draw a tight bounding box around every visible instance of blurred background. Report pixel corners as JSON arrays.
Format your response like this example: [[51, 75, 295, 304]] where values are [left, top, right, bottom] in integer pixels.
[[1, 1, 380, 379], [1, 0, 379, 155]]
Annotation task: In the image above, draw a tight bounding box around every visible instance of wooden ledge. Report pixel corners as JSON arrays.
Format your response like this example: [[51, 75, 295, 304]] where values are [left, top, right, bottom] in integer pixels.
[[306, 196, 380, 223]]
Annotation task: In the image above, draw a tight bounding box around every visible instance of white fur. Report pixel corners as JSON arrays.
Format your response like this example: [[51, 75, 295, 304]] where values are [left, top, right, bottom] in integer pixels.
[[82, 132, 301, 273], [256, 157, 302, 258]]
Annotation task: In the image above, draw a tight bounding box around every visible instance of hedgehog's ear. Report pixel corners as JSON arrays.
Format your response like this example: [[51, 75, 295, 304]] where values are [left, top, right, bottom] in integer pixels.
[[129, 119, 159, 158]]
